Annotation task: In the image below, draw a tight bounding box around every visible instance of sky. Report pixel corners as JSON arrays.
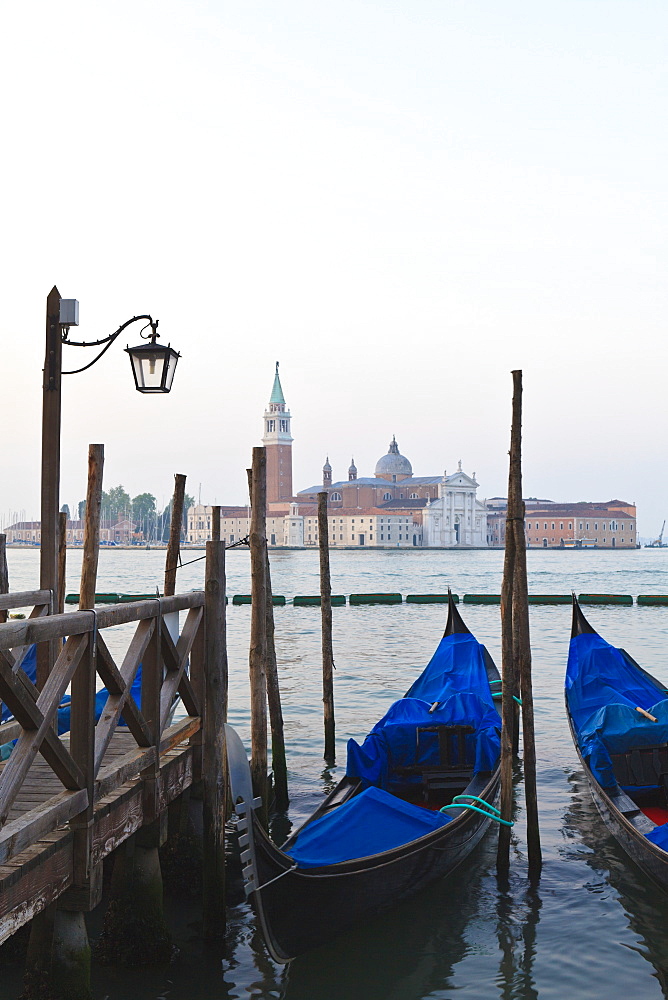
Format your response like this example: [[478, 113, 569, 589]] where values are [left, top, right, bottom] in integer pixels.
[[1, 1, 666, 534]]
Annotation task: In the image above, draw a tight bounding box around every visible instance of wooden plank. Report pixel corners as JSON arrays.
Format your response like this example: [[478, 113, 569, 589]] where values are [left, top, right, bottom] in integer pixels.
[[57, 512, 67, 615], [0, 593, 204, 651], [95, 746, 156, 802], [7, 602, 51, 676], [0, 789, 88, 865], [0, 591, 52, 613], [0, 535, 7, 626]]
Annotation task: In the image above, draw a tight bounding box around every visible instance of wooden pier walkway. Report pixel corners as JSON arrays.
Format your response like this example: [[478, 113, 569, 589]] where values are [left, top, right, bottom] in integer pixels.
[[0, 549, 226, 951]]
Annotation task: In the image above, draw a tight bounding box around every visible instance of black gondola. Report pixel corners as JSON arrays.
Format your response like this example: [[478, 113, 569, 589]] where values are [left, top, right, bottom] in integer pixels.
[[565, 597, 668, 890], [225, 594, 504, 962]]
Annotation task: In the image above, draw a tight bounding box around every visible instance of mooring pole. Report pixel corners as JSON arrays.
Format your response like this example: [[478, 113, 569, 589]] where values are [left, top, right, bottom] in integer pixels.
[[248, 448, 268, 816], [211, 505, 221, 542], [318, 491, 335, 762], [202, 539, 228, 941], [164, 474, 186, 597], [510, 370, 541, 872], [57, 511, 67, 615], [264, 548, 289, 810], [497, 379, 521, 872]]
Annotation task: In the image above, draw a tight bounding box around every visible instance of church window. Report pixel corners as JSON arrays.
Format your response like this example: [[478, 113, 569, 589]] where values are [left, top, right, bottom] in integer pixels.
[[267, 420, 275, 433], [544, 523, 547, 529], [595, 523, 598, 530], [383, 493, 392, 501], [551, 523, 555, 530], [331, 492, 342, 501], [410, 493, 418, 499], [340, 534, 343, 540], [560, 523, 563, 530], [569, 523, 572, 529], [381, 534, 384, 540]]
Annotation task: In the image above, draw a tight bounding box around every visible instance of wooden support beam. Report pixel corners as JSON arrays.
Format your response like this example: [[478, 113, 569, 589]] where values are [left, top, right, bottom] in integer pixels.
[[164, 474, 186, 597], [248, 449, 268, 813], [0, 590, 52, 614], [318, 492, 335, 762], [202, 540, 228, 941]]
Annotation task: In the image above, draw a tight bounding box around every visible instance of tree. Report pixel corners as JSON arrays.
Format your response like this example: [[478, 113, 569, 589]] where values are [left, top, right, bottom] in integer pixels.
[[60, 504, 70, 518], [132, 493, 157, 521], [101, 486, 131, 525], [78, 499, 86, 521]]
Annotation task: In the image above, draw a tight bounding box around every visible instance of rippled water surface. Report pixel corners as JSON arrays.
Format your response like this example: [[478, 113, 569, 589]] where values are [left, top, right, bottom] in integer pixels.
[[7, 547, 668, 999]]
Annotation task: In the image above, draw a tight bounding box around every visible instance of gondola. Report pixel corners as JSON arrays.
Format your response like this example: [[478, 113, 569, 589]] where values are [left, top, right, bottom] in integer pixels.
[[225, 593, 503, 962], [565, 597, 668, 890]]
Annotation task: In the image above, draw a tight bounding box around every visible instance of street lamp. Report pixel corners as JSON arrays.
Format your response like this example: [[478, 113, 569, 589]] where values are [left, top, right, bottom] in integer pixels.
[[38, 285, 181, 683]]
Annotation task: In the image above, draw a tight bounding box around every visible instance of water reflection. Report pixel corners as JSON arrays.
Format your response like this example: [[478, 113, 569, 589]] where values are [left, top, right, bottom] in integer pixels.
[[564, 770, 668, 995], [494, 873, 541, 1000], [279, 848, 487, 1000]]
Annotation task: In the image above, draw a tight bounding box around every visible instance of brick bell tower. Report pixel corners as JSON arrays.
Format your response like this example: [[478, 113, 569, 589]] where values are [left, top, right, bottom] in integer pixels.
[[262, 362, 294, 504]]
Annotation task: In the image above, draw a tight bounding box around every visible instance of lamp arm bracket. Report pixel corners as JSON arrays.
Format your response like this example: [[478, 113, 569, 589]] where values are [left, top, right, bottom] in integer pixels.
[[61, 315, 158, 376]]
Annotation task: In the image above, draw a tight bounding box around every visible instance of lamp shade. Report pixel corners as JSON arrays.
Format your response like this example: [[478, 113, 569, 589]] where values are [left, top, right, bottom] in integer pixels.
[[125, 341, 180, 393]]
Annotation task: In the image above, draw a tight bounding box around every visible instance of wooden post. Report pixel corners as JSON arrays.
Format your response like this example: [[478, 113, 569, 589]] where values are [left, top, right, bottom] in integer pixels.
[[57, 512, 67, 615], [265, 549, 289, 810], [248, 448, 268, 814], [0, 534, 8, 625], [38, 285, 62, 688], [164, 473, 186, 597], [497, 381, 521, 872], [510, 370, 541, 872], [68, 444, 104, 903], [318, 492, 335, 761], [211, 505, 221, 542], [202, 540, 228, 941]]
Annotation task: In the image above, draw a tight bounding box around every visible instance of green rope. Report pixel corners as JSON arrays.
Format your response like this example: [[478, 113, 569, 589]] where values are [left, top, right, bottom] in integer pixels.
[[451, 793, 501, 816], [439, 799, 514, 826]]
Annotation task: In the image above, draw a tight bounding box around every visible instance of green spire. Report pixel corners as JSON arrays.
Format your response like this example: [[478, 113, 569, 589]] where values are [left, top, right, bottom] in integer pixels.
[[270, 361, 285, 404]]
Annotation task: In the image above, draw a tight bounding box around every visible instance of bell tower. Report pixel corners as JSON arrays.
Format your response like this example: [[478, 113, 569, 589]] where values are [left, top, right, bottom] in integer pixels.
[[262, 362, 294, 504]]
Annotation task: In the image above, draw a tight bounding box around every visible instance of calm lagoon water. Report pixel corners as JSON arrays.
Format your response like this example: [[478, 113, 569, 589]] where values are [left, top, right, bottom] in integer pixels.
[[7, 546, 668, 999]]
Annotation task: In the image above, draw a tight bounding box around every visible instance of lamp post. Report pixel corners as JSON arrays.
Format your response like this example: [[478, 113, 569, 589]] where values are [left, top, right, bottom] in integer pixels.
[[38, 285, 180, 685]]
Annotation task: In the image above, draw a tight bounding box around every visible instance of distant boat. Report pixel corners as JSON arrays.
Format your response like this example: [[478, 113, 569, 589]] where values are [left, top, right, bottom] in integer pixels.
[[225, 593, 503, 961]]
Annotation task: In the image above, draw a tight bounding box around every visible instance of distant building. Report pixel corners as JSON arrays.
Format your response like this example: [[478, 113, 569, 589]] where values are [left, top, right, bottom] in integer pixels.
[[487, 500, 637, 549], [4, 518, 139, 545]]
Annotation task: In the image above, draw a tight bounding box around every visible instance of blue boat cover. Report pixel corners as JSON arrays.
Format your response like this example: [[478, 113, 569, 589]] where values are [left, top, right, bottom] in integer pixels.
[[346, 633, 500, 788], [566, 631, 668, 788], [285, 786, 451, 868], [1, 644, 142, 736], [645, 823, 668, 850]]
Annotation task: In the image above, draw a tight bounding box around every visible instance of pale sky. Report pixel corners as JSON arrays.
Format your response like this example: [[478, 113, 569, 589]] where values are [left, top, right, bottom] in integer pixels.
[[1, 1, 666, 533]]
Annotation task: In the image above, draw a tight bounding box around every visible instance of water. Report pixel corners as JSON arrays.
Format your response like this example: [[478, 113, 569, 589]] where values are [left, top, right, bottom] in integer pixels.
[[7, 547, 668, 999]]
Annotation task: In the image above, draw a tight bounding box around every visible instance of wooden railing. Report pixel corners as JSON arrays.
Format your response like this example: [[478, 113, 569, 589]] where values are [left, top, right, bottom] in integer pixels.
[[0, 591, 205, 882]]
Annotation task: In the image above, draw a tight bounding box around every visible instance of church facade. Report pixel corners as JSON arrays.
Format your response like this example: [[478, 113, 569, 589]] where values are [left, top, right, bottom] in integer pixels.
[[187, 366, 489, 548]]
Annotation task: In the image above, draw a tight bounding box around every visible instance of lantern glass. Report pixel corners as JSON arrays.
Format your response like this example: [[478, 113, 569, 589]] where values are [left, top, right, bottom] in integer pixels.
[[126, 342, 180, 393]]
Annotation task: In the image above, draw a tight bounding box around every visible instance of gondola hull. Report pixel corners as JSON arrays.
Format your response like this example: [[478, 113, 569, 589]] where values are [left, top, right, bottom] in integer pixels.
[[248, 769, 500, 961], [566, 709, 668, 891]]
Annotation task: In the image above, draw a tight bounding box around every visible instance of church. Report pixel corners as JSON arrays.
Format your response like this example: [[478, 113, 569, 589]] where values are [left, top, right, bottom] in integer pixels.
[[187, 366, 489, 548]]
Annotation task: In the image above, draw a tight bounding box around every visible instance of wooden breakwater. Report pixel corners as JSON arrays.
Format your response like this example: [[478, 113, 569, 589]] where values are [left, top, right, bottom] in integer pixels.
[[0, 540, 227, 996]]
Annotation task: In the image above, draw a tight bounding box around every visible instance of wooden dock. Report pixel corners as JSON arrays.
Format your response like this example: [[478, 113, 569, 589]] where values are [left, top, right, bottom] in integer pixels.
[[0, 541, 227, 964]]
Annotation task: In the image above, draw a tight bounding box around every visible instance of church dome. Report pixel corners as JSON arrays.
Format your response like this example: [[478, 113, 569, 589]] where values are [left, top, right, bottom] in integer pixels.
[[375, 436, 412, 481]]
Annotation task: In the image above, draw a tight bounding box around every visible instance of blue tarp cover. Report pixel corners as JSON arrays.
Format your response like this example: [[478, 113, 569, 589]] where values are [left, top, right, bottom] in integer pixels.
[[346, 633, 500, 788], [645, 823, 668, 850], [566, 631, 668, 788], [1, 644, 142, 736], [285, 786, 451, 868]]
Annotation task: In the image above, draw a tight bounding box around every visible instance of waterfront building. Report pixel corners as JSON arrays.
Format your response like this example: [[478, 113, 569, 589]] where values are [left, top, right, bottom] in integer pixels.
[[4, 518, 139, 545], [486, 500, 637, 549]]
